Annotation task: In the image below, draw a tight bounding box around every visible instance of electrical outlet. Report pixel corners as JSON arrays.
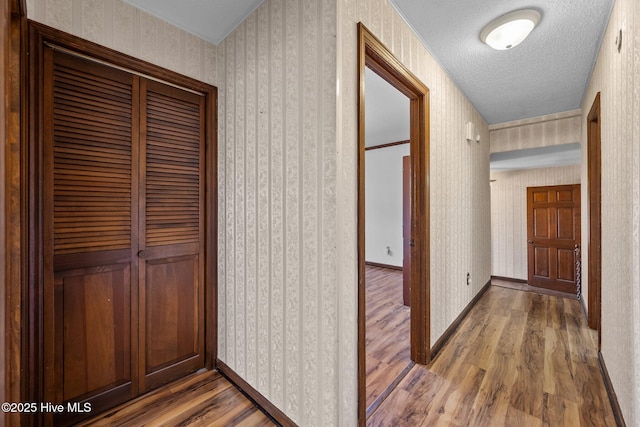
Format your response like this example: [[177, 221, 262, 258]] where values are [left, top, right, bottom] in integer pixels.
[[466, 272, 471, 286]]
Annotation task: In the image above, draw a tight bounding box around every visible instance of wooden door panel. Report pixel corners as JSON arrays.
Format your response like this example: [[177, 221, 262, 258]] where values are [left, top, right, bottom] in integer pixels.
[[44, 49, 139, 424], [533, 247, 549, 278], [557, 249, 575, 281], [532, 190, 548, 203], [55, 265, 132, 403], [533, 207, 549, 238], [49, 50, 134, 257], [139, 79, 205, 393], [143, 255, 202, 390], [527, 185, 580, 293], [556, 189, 574, 202], [557, 207, 575, 239]]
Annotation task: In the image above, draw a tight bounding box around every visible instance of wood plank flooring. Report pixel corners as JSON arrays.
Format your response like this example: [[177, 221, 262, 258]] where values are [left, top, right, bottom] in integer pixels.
[[365, 266, 411, 413], [368, 284, 616, 427], [78, 370, 275, 426]]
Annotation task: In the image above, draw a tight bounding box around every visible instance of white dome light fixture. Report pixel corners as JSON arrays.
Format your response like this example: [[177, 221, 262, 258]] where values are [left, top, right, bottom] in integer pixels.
[[480, 9, 541, 50]]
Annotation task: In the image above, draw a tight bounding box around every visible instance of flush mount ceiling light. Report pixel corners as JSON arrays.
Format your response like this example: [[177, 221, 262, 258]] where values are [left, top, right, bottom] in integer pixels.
[[480, 9, 541, 50]]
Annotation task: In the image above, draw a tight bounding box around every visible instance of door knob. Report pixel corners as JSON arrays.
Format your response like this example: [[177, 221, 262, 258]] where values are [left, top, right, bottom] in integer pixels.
[[138, 250, 147, 258], [528, 240, 533, 244]]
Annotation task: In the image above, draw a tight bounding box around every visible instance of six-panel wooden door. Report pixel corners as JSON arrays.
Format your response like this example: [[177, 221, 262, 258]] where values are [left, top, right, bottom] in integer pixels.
[[527, 185, 581, 294]]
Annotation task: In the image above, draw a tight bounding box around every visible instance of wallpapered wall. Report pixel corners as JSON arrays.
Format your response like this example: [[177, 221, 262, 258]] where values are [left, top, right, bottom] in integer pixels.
[[489, 111, 582, 281], [490, 166, 581, 280], [30, 0, 492, 425], [490, 110, 581, 153], [580, 0, 640, 423], [26, 0, 217, 86], [215, 1, 340, 425]]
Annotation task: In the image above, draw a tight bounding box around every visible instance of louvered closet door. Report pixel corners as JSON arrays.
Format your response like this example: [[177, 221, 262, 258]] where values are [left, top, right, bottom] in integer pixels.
[[43, 48, 139, 422], [138, 79, 205, 392], [43, 48, 206, 423]]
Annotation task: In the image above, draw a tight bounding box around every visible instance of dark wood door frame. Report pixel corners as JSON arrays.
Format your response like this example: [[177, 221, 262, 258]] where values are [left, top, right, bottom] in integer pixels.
[[24, 21, 217, 423], [587, 92, 601, 348], [402, 155, 411, 306], [357, 23, 430, 425]]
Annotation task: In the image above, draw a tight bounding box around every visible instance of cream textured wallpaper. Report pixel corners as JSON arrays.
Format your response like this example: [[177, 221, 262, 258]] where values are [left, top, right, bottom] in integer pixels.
[[339, 0, 492, 370], [489, 111, 582, 282], [216, 1, 339, 425], [26, 0, 218, 86], [489, 110, 581, 153], [580, 0, 640, 423], [490, 166, 581, 281]]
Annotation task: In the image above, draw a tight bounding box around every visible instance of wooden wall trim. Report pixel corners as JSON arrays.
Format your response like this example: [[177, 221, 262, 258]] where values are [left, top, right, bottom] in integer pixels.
[[491, 275, 527, 284], [216, 360, 297, 427], [364, 139, 409, 151], [28, 21, 212, 94], [597, 352, 627, 427], [430, 279, 491, 358], [365, 261, 402, 271], [5, 1, 26, 426]]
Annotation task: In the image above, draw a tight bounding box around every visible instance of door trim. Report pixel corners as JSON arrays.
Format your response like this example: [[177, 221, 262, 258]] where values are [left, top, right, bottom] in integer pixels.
[[357, 23, 430, 425], [587, 92, 602, 347], [24, 20, 217, 420]]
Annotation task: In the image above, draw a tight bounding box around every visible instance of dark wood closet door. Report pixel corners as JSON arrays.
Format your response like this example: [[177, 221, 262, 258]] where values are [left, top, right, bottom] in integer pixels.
[[43, 48, 206, 424], [138, 80, 205, 392], [43, 49, 139, 422]]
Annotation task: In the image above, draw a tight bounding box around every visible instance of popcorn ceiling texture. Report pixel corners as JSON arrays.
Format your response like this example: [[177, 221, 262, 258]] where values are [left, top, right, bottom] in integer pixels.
[[390, 0, 613, 125], [580, 0, 640, 423]]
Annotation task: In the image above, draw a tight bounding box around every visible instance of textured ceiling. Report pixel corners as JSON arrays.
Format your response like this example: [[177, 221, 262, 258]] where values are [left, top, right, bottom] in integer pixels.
[[122, 0, 264, 45], [391, 0, 613, 124]]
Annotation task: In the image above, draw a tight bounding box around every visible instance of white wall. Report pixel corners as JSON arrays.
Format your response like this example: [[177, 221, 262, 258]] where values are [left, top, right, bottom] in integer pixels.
[[490, 166, 581, 280], [580, 0, 640, 423], [365, 144, 410, 267]]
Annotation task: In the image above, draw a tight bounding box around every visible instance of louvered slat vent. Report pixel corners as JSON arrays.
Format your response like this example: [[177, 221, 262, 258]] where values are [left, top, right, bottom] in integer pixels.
[[145, 89, 201, 247], [53, 62, 132, 255]]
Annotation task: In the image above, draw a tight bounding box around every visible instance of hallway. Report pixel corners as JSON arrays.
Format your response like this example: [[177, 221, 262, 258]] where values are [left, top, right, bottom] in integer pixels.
[[368, 284, 616, 426]]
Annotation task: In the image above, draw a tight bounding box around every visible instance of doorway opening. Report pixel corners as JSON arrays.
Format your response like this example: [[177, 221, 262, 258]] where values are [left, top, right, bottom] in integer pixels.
[[587, 92, 602, 349], [362, 67, 412, 416], [357, 23, 430, 425]]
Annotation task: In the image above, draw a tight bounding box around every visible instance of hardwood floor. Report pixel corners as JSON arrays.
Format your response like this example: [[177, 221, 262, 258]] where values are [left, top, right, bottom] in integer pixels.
[[368, 285, 616, 426], [365, 266, 412, 414], [78, 370, 275, 426]]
